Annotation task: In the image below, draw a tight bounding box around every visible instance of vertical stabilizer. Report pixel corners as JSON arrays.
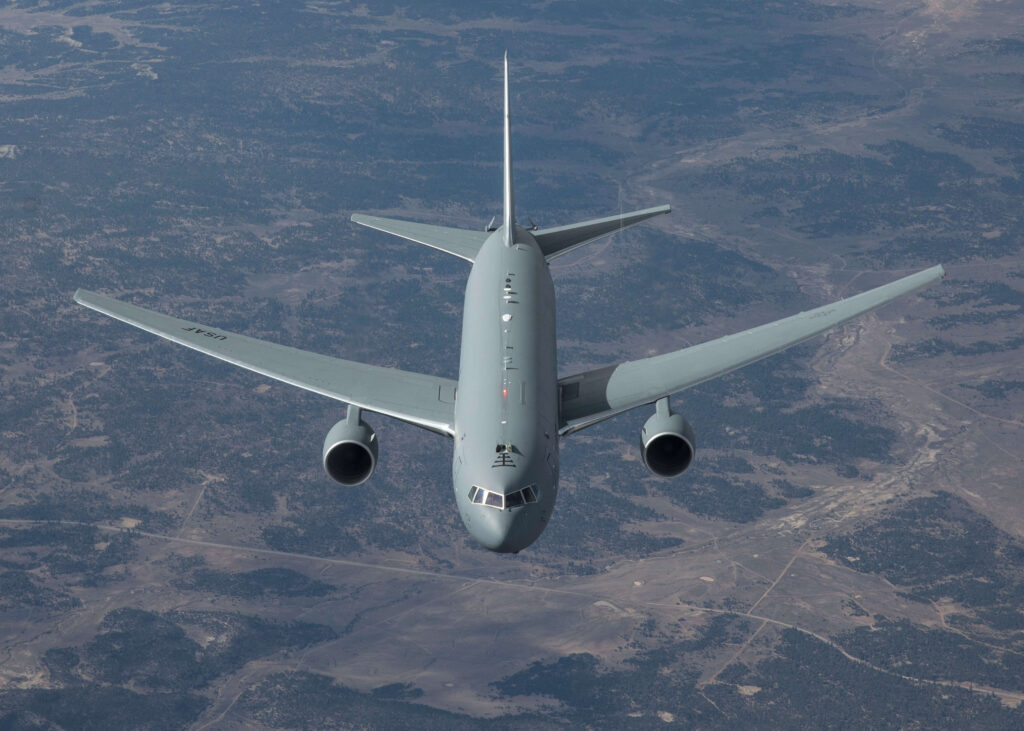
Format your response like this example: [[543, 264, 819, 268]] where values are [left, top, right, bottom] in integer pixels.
[[503, 52, 515, 246]]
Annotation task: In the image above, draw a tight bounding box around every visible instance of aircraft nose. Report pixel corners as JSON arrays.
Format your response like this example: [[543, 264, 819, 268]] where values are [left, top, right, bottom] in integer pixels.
[[468, 506, 535, 553]]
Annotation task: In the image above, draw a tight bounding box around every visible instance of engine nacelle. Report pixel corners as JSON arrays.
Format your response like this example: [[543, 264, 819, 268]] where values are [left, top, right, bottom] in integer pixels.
[[323, 408, 378, 486], [641, 399, 696, 478]]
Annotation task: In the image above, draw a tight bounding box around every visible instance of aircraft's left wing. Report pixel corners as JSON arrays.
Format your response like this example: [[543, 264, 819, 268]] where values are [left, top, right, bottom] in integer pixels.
[[74, 290, 457, 436], [558, 265, 945, 435]]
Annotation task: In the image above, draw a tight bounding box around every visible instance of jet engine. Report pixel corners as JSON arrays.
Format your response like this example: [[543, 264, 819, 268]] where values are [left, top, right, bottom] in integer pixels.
[[323, 407, 378, 485], [641, 398, 695, 477]]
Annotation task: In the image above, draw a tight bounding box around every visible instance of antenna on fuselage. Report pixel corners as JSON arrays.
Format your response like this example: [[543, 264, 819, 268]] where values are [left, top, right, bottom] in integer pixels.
[[502, 51, 515, 247]]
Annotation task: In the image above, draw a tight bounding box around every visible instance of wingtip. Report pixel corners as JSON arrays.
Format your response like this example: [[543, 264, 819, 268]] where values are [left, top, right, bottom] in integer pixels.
[[350, 213, 377, 227]]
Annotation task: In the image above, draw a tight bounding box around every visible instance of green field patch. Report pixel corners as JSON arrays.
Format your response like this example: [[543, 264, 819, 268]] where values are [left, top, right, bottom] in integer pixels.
[[824, 492, 1024, 615], [45, 607, 337, 693], [175, 566, 335, 598]]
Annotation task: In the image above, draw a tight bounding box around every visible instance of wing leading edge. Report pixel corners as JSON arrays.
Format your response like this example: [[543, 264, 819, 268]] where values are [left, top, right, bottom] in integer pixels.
[[558, 264, 945, 435], [74, 290, 457, 436]]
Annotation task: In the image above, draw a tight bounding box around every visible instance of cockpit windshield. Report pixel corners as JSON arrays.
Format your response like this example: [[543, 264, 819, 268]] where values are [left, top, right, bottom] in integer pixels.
[[468, 485, 538, 510]]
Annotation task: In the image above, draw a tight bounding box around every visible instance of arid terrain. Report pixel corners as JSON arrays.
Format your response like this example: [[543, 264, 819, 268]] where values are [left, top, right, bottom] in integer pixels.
[[2, 1, 1023, 727]]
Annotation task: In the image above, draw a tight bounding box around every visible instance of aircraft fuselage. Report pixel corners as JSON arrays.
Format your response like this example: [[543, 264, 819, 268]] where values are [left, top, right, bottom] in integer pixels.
[[452, 224, 559, 552]]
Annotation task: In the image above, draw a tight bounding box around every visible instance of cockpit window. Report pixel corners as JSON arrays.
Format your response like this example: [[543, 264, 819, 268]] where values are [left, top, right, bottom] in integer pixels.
[[471, 485, 539, 510]]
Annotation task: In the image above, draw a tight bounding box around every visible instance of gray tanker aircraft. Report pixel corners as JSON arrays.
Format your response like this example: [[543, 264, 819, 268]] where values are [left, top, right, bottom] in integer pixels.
[[75, 55, 945, 553]]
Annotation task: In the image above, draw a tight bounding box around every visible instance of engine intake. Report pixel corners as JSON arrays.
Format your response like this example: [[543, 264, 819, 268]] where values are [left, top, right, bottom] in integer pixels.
[[323, 407, 378, 485], [641, 398, 695, 477]]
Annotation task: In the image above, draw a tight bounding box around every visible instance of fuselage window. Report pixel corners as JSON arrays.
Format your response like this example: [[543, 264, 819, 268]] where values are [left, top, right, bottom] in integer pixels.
[[472, 488, 485, 504], [505, 491, 525, 508], [523, 485, 537, 503], [485, 492, 504, 509]]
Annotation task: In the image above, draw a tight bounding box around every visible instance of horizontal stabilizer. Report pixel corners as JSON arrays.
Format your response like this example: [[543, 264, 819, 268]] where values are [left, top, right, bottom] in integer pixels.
[[534, 204, 671, 260], [351, 214, 488, 262]]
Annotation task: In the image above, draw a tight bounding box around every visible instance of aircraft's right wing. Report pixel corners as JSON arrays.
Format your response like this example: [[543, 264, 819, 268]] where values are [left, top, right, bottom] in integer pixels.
[[74, 290, 458, 436], [558, 265, 945, 435]]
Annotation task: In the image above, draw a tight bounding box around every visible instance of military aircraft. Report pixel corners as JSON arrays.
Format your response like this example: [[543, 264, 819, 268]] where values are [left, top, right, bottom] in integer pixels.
[[75, 55, 945, 553]]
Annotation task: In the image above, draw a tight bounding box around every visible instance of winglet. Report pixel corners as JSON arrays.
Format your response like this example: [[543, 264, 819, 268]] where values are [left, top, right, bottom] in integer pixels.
[[503, 51, 515, 247]]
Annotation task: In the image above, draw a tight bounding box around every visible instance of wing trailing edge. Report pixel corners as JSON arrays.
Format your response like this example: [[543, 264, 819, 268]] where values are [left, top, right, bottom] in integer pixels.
[[558, 264, 945, 435], [534, 204, 671, 260]]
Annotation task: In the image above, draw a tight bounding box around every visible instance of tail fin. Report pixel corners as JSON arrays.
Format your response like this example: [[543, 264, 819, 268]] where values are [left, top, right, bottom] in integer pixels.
[[533, 204, 671, 261], [503, 52, 515, 247]]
